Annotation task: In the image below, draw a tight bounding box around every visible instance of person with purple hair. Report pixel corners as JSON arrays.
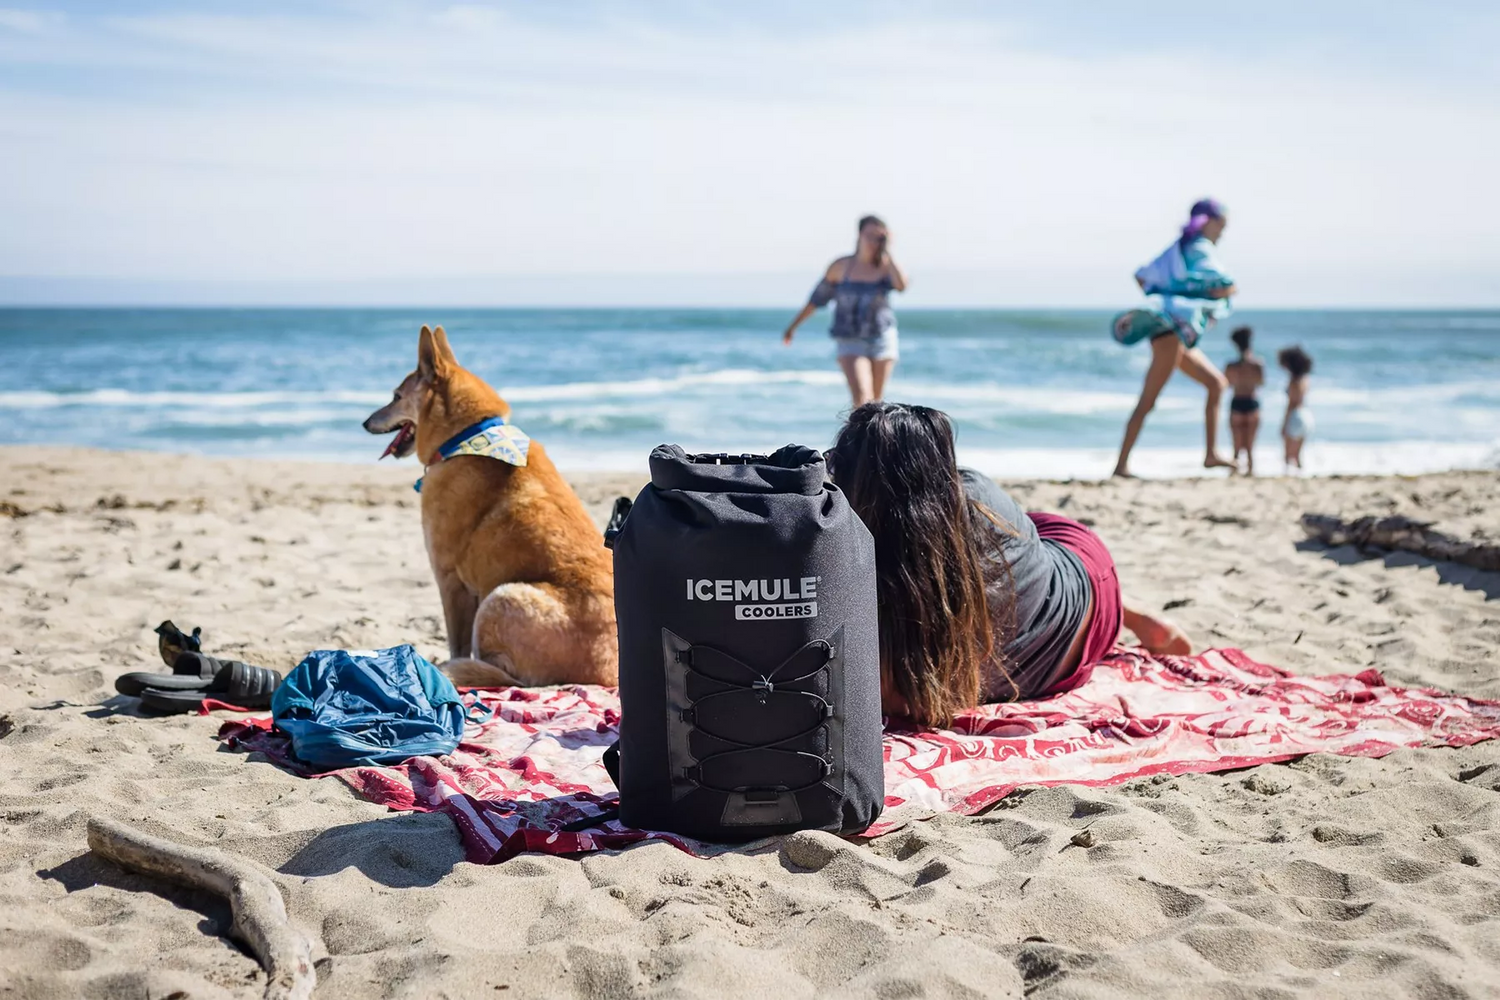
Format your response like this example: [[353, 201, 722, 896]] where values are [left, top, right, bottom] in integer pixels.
[[1110, 198, 1239, 477]]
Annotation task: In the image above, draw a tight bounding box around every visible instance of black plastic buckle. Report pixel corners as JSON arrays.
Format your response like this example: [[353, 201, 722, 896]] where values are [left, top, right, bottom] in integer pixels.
[[602, 496, 632, 549], [752, 677, 774, 704]]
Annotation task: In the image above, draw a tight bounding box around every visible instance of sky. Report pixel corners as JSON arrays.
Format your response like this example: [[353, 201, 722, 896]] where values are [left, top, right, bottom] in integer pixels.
[[1, 1, 1497, 307]]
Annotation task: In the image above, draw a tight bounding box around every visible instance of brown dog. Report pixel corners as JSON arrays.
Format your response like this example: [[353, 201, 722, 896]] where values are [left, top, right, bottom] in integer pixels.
[[363, 326, 617, 687]]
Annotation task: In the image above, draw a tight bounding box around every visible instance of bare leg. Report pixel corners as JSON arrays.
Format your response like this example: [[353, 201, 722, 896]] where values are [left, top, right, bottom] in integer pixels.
[[1113, 334, 1183, 478], [838, 355, 875, 408], [1176, 347, 1233, 469], [1245, 412, 1260, 476], [1122, 604, 1192, 656], [1288, 436, 1304, 469], [870, 357, 896, 401], [1229, 413, 1249, 473]]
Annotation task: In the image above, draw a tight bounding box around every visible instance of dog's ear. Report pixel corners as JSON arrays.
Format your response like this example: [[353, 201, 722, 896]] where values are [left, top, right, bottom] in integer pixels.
[[430, 326, 457, 371], [418, 324, 447, 381]]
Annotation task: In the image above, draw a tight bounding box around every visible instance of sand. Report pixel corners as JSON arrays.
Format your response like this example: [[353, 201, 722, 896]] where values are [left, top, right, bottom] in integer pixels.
[[2, 445, 1498, 999]]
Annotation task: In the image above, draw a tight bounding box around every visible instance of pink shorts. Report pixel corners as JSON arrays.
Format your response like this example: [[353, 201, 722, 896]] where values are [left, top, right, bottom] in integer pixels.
[[1026, 512, 1123, 695]]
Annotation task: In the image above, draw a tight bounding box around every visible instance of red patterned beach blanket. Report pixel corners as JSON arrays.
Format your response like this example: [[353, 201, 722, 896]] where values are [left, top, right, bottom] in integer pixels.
[[219, 648, 1500, 864]]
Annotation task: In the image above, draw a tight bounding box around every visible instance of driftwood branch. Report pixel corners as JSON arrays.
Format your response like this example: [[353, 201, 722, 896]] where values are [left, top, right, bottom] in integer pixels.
[[86, 817, 316, 1000], [1301, 513, 1500, 572]]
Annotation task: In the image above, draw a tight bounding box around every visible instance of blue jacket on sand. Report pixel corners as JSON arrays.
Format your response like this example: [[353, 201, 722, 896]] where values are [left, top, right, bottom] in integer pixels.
[[272, 644, 473, 770]]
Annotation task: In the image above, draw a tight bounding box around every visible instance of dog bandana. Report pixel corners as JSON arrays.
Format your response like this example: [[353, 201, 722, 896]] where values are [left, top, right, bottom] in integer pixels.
[[414, 415, 531, 493]]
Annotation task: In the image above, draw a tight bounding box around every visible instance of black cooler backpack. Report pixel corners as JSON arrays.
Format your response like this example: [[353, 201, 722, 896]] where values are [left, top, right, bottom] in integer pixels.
[[605, 444, 884, 841]]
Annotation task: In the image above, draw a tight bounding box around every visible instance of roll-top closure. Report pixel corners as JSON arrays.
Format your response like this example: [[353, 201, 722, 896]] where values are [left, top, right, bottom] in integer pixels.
[[648, 444, 827, 495]]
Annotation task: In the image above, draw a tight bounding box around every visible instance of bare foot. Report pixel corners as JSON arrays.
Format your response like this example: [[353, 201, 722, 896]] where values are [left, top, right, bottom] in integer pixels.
[[1203, 454, 1236, 471], [1122, 606, 1192, 656], [1111, 466, 1138, 479]]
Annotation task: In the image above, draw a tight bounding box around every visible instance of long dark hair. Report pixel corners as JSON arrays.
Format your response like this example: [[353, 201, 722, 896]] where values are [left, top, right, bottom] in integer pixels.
[[856, 214, 887, 264], [828, 402, 1012, 727]]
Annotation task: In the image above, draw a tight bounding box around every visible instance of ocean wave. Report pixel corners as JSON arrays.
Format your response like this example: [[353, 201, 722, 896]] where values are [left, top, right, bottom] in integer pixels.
[[0, 370, 850, 410], [900, 382, 1159, 414], [7, 370, 1497, 418], [957, 439, 1500, 480], [502, 369, 847, 401], [0, 388, 391, 409], [1314, 379, 1500, 408], [542, 439, 1500, 479], [149, 408, 362, 429], [0, 374, 1158, 417]]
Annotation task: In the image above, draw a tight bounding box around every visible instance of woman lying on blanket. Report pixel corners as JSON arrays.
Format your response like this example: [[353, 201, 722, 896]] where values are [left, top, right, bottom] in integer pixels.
[[827, 402, 1193, 727]]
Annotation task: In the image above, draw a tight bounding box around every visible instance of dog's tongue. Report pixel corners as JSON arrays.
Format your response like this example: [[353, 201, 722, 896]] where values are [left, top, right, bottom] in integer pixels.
[[380, 425, 411, 460]]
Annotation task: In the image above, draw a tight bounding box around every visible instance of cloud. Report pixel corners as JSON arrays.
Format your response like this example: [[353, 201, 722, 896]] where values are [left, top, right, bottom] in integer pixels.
[[0, 3, 1495, 305], [0, 7, 62, 33]]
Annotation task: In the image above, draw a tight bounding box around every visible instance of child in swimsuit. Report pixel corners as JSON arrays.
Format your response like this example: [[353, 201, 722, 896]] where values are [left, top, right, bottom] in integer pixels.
[[1278, 345, 1314, 472], [1224, 326, 1264, 475]]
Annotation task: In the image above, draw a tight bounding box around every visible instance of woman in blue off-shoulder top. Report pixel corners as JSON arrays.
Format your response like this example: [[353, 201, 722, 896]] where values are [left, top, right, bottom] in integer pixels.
[[782, 215, 909, 408]]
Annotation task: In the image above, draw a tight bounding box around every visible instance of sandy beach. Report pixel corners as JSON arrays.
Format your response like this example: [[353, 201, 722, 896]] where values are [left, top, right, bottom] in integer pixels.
[[2, 445, 1497, 1000]]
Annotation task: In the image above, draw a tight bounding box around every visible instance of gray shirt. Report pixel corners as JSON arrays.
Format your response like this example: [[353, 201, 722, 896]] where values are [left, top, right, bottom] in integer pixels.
[[960, 470, 1093, 701]]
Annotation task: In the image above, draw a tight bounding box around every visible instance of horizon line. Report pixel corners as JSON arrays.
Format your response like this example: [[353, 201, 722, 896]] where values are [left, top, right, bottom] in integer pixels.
[[3, 303, 1499, 312]]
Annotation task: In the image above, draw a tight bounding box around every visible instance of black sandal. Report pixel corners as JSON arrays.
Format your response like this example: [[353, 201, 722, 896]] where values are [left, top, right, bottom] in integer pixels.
[[137, 658, 283, 715], [115, 649, 221, 697]]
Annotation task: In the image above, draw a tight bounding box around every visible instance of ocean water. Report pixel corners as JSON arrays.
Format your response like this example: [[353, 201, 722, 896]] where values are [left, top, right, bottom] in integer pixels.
[[1, 308, 1497, 479]]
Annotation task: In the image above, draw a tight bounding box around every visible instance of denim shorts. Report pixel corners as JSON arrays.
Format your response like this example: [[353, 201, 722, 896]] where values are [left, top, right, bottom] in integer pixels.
[[833, 328, 899, 361]]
